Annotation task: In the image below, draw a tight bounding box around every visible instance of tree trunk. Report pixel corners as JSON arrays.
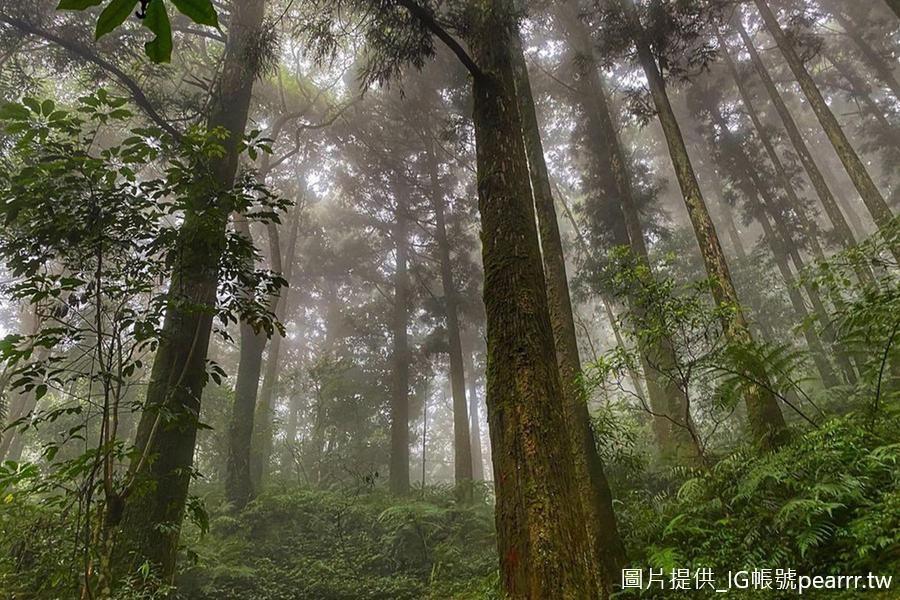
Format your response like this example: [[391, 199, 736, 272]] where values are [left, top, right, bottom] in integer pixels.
[[510, 24, 626, 584], [113, 0, 267, 584], [732, 19, 878, 284], [560, 1, 702, 463], [425, 143, 473, 501], [621, 0, 787, 449], [464, 346, 485, 482], [466, 1, 600, 595], [389, 200, 411, 496], [251, 208, 302, 488], [702, 99, 839, 388], [753, 0, 898, 261]]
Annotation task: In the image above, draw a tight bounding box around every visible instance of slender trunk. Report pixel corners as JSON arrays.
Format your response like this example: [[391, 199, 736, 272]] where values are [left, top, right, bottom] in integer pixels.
[[703, 100, 839, 388], [621, 0, 787, 448], [717, 31, 828, 264], [559, 1, 700, 463], [510, 25, 626, 584], [733, 19, 878, 284], [721, 203, 748, 261], [556, 184, 649, 406], [225, 216, 266, 509], [753, 0, 898, 261], [464, 346, 484, 482], [425, 143, 473, 500], [389, 202, 411, 496], [251, 208, 301, 487], [113, 0, 267, 583], [466, 1, 599, 595]]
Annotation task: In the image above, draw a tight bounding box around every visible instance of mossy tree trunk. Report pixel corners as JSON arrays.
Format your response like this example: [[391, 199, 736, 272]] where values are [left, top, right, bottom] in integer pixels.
[[509, 23, 626, 585], [466, 0, 601, 595], [619, 0, 787, 449]]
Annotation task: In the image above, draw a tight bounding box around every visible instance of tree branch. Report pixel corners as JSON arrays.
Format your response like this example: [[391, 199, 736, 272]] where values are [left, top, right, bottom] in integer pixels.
[[0, 13, 182, 141], [393, 0, 484, 81]]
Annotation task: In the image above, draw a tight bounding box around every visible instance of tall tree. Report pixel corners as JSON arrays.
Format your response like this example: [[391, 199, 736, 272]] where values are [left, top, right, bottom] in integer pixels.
[[732, 19, 875, 283], [558, 0, 701, 463], [751, 0, 898, 261], [389, 189, 412, 496], [113, 0, 269, 583], [616, 0, 787, 448], [424, 140, 474, 500], [510, 23, 626, 582]]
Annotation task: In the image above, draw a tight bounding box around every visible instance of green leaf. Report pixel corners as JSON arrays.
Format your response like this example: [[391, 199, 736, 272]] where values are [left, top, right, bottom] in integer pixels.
[[171, 0, 219, 28], [57, 0, 103, 9], [0, 103, 31, 121], [143, 0, 173, 63], [95, 0, 139, 40]]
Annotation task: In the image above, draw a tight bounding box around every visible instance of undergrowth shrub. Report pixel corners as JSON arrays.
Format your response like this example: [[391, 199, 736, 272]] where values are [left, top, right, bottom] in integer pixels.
[[617, 413, 900, 597], [176, 486, 499, 600]]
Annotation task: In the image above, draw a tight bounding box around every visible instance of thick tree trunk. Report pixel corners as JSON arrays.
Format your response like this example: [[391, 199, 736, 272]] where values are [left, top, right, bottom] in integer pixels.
[[463, 346, 484, 482], [425, 143, 473, 500], [466, 1, 600, 596], [560, 1, 701, 463], [389, 203, 411, 496], [621, 0, 787, 449], [113, 0, 267, 584], [753, 0, 898, 261], [251, 209, 301, 487], [732, 20, 877, 284], [510, 25, 626, 584]]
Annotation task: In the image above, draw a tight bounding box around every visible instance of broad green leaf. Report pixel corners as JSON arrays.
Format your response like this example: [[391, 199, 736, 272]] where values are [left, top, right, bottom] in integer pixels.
[[171, 0, 219, 28], [95, 0, 139, 40], [143, 0, 173, 63], [57, 0, 103, 9], [0, 103, 31, 121]]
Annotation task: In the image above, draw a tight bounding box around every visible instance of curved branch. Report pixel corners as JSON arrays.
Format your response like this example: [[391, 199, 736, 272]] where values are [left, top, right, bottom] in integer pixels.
[[393, 0, 484, 81], [0, 13, 181, 140]]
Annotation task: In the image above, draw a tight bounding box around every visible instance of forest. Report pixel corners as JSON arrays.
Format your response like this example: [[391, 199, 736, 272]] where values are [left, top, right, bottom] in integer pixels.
[[0, 0, 897, 598]]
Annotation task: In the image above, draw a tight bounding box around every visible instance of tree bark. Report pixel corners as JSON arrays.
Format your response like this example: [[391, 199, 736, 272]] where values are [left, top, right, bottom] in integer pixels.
[[560, 1, 701, 463], [389, 198, 411, 496], [466, 0, 600, 595], [425, 142, 473, 501], [510, 24, 626, 585], [620, 0, 787, 449], [113, 0, 267, 584], [752, 0, 898, 261]]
